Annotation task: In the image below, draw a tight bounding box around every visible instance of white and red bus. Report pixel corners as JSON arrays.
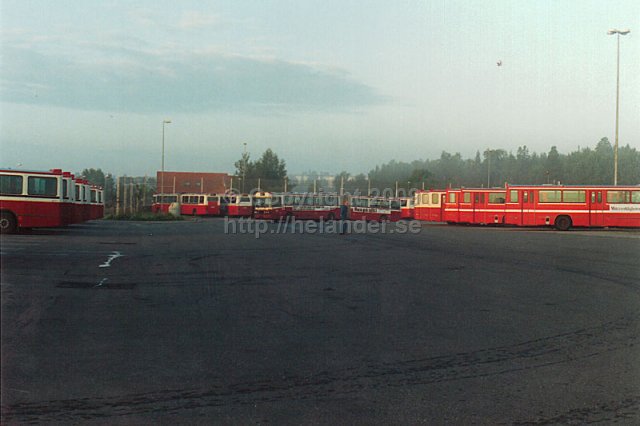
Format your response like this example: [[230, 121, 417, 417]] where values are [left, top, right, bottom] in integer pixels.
[[179, 193, 223, 216], [1, 169, 69, 233], [443, 188, 508, 225], [287, 193, 341, 221], [413, 190, 446, 222], [253, 192, 289, 221], [399, 197, 414, 220], [504, 185, 640, 230], [151, 193, 179, 214], [89, 185, 104, 221], [221, 194, 253, 217], [72, 178, 92, 224], [348, 196, 401, 222]]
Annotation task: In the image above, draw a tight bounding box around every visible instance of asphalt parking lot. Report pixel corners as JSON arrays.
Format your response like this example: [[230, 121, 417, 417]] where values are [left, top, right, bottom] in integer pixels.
[[1, 219, 639, 424]]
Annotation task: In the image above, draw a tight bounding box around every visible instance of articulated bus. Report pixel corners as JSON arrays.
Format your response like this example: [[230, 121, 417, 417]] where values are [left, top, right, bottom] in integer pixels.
[[414, 190, 446, 222], [429, 185, 640, 230], [221, 194, 253, 217], [349, 196, 401, 222], [1, 168, 104, 233]]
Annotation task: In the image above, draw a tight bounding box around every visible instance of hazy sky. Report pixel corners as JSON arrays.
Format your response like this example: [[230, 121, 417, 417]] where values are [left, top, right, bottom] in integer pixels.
[[1, 0, 639, 176]]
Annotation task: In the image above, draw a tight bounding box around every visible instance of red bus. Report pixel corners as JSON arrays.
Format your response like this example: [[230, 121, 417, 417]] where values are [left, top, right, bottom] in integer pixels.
[[443, 188, 507, 225], [253, 192, 289, 221], [151, 193, 179, 214], [349, 196, 401, 222], [413, 190, 446, 222], [504, 185, 640, 230], [287, 193, 341, 221], [1, 169, 67, 233], [221, 194, 253, 217]]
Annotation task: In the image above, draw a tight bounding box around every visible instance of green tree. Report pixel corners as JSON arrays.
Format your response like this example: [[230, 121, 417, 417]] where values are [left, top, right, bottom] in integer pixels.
[[253, 149, 287, 180]]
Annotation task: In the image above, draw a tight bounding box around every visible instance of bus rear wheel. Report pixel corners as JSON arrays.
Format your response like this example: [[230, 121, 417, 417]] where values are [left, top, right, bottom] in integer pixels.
[[554, 215, 572, 231], [0, 211, 18, 234]]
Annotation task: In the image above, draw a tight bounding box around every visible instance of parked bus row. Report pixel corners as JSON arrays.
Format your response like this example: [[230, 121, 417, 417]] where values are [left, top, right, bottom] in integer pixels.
[[1, 169, 105, 234], [413, 185, 640, 230], [152, 184, 639, 230], [152, 192, 404, 222]]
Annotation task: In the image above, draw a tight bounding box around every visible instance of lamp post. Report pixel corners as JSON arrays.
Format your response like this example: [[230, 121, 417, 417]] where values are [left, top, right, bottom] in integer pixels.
[[486, 149, 496, 187], [161, 119, 171, 195], [242, 143, 247, 193], [608, 29, 630, 185]]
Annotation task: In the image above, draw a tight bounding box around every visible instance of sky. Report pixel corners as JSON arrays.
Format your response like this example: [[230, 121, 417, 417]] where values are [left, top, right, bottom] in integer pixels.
[[1, 0, 639, 176]]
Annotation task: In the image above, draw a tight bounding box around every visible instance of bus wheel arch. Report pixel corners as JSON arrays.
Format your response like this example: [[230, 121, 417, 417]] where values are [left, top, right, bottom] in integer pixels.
[[554, 215, 572, 231], [0, 210, 18, 234]]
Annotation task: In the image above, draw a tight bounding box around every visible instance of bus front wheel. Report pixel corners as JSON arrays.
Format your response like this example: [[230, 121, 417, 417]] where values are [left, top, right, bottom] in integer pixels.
[[554, 215, 572, 231], [0, 211, 18, 234]]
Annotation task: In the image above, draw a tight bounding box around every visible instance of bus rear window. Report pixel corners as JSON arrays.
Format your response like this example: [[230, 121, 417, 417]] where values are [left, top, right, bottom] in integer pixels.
[[632, 191, 640, 203], [0, 175, 23, 195], [28, 177, 58, 197], [509, 190, 518, 203]]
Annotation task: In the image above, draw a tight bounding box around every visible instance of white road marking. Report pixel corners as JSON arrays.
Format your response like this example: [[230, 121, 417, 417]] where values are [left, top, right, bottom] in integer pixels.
[[95, 278, 108, 287], [99, 251, 123, 268]]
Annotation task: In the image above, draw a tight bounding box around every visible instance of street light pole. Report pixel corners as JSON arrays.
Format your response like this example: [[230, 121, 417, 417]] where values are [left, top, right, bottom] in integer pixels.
[[608, 29, 630, 186], [242, 143, 247, 193], [161, 119, 171, 195], [486, 149, 494, 188]]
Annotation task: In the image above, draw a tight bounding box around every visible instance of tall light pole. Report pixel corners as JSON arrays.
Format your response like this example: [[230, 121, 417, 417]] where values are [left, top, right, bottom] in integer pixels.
[[242, 142, 247, 193], [608, 29, 630, 185], [161, 119, 171, 195], [486, 149, 495, 187]]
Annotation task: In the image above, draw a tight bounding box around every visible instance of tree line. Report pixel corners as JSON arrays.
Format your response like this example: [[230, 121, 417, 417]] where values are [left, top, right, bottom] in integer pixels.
[[80, 137, 639, 210], [335, 138, 640, 194]]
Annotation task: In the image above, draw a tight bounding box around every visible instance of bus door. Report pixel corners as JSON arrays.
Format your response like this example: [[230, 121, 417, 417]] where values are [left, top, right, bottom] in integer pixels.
[[439, 193, 446, 222], [589, 190, 604, 227], [521, 190, 535, 226]]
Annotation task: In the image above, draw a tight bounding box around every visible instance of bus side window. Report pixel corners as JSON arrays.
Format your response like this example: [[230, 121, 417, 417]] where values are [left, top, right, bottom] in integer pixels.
[[523, 192, 528, 203], [598, 192, 602, 203]]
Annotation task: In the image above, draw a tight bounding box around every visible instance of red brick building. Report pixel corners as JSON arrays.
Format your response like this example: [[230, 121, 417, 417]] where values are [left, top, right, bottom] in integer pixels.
[[156, 171, 231, 194]]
